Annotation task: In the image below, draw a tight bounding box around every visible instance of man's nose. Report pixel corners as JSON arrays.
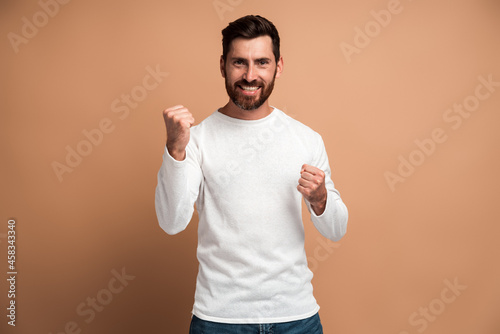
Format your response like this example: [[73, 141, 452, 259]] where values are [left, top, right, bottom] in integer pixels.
[[243, 64, 258, 82]]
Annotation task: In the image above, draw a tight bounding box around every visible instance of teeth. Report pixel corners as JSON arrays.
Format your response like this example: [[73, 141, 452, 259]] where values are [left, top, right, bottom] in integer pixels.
[[241, 86, 259, 91]]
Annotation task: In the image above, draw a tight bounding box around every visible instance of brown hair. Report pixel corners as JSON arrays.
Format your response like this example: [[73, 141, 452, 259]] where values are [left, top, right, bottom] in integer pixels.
[[221, 15, 280, 63]]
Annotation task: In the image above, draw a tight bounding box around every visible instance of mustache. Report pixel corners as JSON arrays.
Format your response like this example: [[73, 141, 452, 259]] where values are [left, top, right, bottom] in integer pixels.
[[235, 79, 263, 87]]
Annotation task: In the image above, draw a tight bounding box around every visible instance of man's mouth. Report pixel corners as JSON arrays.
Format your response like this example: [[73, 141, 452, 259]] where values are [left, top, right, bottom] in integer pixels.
[[238, 85, 261, 95], [240, 85, 260, 91]]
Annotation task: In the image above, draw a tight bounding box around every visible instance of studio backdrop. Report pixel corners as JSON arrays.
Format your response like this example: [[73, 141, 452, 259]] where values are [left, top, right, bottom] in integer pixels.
[[1, 0, 499, 333]]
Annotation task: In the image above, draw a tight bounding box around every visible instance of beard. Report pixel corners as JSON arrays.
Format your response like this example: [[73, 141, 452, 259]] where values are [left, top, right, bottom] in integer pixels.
[[225, 70, 277, 111]]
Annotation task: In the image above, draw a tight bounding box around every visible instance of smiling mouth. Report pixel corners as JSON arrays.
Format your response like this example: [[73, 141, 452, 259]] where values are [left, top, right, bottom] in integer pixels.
[[238, 85, 261, 92]]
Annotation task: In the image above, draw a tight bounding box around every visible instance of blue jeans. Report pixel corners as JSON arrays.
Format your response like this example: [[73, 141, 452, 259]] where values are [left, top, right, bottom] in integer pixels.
[[189, 312, 323, 334]]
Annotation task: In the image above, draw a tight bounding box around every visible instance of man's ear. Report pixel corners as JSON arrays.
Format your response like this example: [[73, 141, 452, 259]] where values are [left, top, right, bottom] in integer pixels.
[[275, 56, 284, 79], [220, 56, 226, 78]]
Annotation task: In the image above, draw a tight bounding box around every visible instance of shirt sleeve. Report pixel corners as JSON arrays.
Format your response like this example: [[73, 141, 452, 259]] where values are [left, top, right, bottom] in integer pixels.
[[305, 134, 348, 242], [154, 142, 203, 235]]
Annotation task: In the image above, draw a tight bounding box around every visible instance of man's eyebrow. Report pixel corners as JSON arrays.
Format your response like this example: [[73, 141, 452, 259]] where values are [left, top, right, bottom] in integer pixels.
[[229, 57, 272, 62], [230, 57, 247, 62]]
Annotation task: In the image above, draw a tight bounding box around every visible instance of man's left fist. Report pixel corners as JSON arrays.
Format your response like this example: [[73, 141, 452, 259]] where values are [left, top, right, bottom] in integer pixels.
[[297, 164, 327, 215]]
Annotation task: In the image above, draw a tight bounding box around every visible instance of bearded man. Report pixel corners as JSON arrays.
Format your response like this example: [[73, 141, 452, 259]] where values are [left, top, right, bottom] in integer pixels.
[[155, 15, 348, 334]]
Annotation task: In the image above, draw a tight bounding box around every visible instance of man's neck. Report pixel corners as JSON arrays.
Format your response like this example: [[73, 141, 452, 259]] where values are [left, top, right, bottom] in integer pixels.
[[218, 101, 274, 120]]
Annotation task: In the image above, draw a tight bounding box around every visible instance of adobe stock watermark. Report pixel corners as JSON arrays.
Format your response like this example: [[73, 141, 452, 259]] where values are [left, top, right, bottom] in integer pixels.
[[307, 236, 341, 272], [51, 64, 169, 182], [48, 267, 135, 334], [340, 0, 418, 64], [211, 106, 300, 187], [213, 111, 288, 187], [7, 0, 73, 54], [385, 74, 499, 192], [213, 0, 245, 21], [397, 277, 467, 334], [251, 236, 340, 324]]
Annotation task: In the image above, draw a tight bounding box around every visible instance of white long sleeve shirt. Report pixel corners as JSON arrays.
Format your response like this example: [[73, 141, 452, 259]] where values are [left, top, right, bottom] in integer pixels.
[[155, 107, 348, 324]]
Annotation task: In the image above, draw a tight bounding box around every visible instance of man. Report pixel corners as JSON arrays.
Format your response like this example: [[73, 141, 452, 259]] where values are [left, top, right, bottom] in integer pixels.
[[155, 15, 348, 333]]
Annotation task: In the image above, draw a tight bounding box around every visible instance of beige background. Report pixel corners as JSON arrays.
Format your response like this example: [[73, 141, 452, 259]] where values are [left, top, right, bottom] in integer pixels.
[[1, 0, 500, 333]]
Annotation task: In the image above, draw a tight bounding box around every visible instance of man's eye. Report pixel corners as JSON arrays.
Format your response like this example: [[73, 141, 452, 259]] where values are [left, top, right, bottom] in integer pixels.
[[259, 60, 269, 66], [234, 60, 244, 65]]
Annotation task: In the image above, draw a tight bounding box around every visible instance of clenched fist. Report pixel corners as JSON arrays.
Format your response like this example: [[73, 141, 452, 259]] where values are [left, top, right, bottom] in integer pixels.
[[163, 105, 195, 161], [297, 164, 327, 215]]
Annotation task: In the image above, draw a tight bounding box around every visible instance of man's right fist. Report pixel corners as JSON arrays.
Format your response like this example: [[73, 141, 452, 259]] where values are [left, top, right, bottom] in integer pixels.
[[163, 105, 195, 161]]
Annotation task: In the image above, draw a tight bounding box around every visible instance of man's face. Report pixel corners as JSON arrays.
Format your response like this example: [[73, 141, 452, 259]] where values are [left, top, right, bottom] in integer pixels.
[[221, 36, 283, 111]]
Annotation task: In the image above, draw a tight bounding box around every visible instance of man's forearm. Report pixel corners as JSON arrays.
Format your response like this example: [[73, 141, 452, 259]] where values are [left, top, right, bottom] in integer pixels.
[[155, 146, 200, 235], [310, 191, 348, 242]]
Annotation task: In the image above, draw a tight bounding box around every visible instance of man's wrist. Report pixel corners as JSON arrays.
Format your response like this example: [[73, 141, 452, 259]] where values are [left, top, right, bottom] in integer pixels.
[[310, 198, 327, 216], [166, 143, 186, 161]]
